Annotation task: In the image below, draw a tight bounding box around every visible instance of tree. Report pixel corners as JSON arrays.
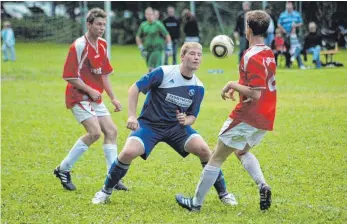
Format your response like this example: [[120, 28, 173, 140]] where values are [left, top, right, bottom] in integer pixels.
[[316, 1, 337, 28]]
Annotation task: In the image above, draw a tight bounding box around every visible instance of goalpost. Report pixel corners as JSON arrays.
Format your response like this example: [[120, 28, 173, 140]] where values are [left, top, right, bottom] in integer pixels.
[[104, 1, 112, 59]]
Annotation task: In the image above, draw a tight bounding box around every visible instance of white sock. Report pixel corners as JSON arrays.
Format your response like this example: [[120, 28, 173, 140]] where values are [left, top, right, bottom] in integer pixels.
[[103, 144, 117, 173], [192, 165, 220, 206], [240, 152, 266, 189], [60, 139, 89, 171]]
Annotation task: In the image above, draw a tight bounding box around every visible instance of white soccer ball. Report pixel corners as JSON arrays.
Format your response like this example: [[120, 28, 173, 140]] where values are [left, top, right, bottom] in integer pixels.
[[210, 35, 234, 59]]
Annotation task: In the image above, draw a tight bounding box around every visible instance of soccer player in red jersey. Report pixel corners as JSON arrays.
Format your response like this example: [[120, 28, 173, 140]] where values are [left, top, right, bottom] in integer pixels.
[[53, 8, 127, 191], [176, 10, 276, 211]]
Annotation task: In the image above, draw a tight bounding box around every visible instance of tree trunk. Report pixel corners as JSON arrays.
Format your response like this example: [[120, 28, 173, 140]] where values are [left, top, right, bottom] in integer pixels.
[[316, 2, 337, 28]]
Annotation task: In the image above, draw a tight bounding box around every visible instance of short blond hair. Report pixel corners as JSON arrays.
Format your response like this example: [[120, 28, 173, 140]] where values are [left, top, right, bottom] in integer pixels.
[[180, 42, 202, 56]]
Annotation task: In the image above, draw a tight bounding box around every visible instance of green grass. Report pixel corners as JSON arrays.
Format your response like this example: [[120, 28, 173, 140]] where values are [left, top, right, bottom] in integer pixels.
[[2, 43, 347, 223]]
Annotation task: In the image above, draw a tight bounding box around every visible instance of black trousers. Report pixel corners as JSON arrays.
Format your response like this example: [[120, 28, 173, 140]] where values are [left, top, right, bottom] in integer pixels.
[[274, 51, 291, 68]]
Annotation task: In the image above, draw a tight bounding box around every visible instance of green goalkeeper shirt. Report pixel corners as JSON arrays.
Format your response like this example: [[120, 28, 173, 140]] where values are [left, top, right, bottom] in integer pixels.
[[136, 20, 169, 51]]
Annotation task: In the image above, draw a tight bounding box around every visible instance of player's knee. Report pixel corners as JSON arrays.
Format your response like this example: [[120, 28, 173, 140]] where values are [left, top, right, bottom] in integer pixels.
[[197, 147, 211, 161], [187, 142, 211, 161], [234, 150, 246, 159], [89, 131, 101, 142], [186, 136, 210, 157], [119, 148, 138, 162], [208, 152, 227, 167], [104, 127, 118, 140]]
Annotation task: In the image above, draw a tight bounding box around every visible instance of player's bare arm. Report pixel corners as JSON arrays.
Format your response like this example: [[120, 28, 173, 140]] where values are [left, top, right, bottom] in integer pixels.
[[66, 79, 101, 101], [221, 81, 262, 101], [277, 23, 287, 35], [135, 36, 142, 47], [165, 34, 172, 44], [101, 75, 122, 112], [127, 84, 140, 131], [165, 34, 173, 56], [136, 36, 147, 58], [292, 22, 303, 29]]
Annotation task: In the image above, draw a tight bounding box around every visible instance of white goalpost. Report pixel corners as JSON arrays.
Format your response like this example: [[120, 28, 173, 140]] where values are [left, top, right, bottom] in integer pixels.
[[104, 1, 112, 59]]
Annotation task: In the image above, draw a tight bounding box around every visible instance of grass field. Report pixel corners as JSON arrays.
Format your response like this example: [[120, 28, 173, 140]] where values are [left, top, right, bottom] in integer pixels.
[[1, 43, 347, 223]]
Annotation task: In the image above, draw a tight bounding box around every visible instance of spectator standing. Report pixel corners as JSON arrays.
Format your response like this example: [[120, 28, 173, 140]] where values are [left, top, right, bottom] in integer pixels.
[[1, 21, 16, 62], [183, 11, 199, 43], [278, 1, 303, 37], [233, 1, 251, 63], [163, 6, 180, 65], [264, 5, 277, 47], [154, 9, 161, 20]]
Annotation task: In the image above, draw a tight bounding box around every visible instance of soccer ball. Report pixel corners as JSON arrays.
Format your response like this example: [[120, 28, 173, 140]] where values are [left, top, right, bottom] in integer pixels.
[[210, 35, 234, 59]]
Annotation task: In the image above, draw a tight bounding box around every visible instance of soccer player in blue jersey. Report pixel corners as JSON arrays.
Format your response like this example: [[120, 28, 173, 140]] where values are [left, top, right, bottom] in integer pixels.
[[92, 42, 237, 205]]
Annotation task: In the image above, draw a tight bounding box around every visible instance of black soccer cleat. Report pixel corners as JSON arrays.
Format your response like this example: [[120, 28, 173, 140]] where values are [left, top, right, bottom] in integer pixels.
[[260, 184, 272, 210], [113, 179, 129, 191], [54, 166, 76, 191], [175, 194, 201, 212]]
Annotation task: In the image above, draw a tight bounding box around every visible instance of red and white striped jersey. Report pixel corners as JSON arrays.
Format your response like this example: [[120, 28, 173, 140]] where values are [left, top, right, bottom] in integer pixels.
[[62, 35, 113, 108]]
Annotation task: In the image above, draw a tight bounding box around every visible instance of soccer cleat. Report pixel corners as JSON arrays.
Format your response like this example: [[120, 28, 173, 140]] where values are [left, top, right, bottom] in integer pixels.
[[53, 166, 76, 191], [260, 184, 272, 210], [113, 179, 129, 191], [219, 193, 238, 206], [175, 194, 201, 212], [92, 190, 111, 204]]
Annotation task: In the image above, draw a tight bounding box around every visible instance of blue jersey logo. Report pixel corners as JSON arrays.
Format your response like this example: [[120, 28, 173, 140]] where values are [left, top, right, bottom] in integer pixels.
[[188, 89, 195, 97]]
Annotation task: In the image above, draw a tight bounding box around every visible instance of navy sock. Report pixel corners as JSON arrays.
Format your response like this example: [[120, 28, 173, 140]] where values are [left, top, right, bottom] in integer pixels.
[[102, 159, 130, 194], [201, 162, 228, 197]]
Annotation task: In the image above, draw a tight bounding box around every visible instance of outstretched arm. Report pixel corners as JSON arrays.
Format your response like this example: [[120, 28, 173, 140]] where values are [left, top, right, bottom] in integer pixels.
[[221, 81, 262, 101]]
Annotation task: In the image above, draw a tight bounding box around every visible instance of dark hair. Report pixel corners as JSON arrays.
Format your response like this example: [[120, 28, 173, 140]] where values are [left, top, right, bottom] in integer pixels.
[[86, 8, 107, 24], [286, 1, 295, 10], [246, 10, 270, 37]]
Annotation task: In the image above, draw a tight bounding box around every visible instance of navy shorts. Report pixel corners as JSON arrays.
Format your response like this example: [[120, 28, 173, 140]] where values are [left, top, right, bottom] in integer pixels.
[[128, 120, 200, 160]]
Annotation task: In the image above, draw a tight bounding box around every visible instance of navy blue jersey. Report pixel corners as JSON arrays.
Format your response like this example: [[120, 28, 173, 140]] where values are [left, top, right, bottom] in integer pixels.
[[136, 65, 204, 126]]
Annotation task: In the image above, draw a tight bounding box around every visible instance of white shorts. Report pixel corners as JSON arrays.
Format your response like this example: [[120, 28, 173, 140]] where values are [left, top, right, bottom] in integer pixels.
[[218, 118, 267, 150], [71, 101, 110, 123]]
